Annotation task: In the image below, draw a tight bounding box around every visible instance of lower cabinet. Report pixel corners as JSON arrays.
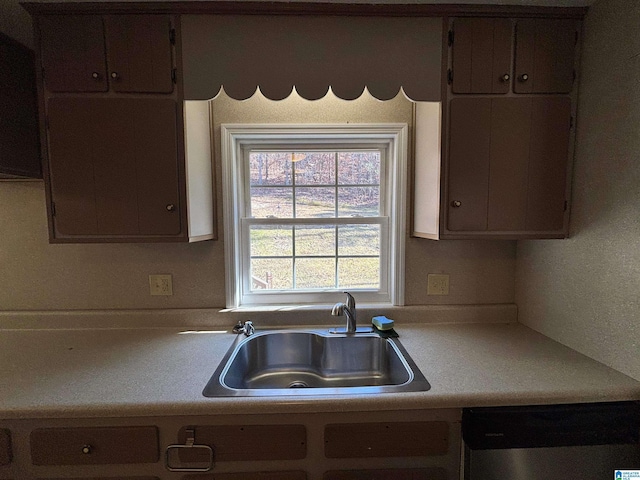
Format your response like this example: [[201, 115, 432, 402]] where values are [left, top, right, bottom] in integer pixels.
[[323, 469, 446, 480], [30, 426, 159, 466], [0, 429, 11, 466], [0, 410, 461, 480]]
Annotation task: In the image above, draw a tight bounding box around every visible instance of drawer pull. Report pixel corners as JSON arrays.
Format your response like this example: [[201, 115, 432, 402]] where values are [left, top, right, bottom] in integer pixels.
[[81, 445, 92, 454], [165, 427, 213, 472]]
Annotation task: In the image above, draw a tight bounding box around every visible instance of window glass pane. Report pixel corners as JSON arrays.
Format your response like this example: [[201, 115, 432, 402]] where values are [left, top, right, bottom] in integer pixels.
[[338, 152, 380, 185], [338, 257, 380, 289], [251, 258, 293, 290], [295, 187, 335, 218], [294, 152, 336, 185], [249, 152, 292, 186], [338, 225, 380, 256], [295, 258, 336, 289], [250, 225, 292, 257], [338, 186, 380, 217], [295, 225, 335, 256], [250, 187, 293, 218]]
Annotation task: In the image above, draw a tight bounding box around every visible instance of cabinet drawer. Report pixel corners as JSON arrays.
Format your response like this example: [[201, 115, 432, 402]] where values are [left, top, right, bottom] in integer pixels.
[[178, 425, 306, 462], [325, 422, 449, 458], [182, 473, 307, 480], [324, 468, 447, 480], [38, 477, 159, 480], [30, 426, 159, 465], [0, 429, 11, 465]]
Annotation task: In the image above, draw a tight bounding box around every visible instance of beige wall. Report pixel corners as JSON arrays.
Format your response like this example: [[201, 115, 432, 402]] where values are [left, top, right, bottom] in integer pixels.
[[0, 92, 516, 311], [0, 1, 33, 48], [516, 0, 640, 380]]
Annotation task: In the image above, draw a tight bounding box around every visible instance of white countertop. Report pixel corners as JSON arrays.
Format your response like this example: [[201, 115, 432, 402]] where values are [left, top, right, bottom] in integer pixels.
[[2, 320, 639, 419]]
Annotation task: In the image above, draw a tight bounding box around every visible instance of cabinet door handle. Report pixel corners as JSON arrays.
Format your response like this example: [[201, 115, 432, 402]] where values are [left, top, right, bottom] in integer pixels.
[[451, 200, 462, 208], [518, 73, 529, 82], [91, 72, 100, 80], [166, 204, 176, 212], [81, 445, 92, 454], [110, 72, 119, 80], [500, 73, 510, 82]]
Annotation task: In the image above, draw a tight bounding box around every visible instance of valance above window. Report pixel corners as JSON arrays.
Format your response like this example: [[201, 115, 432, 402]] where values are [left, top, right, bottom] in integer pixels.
[[181, 15, 442, 102]]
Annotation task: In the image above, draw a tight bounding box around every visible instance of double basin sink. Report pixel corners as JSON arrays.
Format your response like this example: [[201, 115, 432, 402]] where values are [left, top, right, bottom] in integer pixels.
[[203, 329, 431, 396]]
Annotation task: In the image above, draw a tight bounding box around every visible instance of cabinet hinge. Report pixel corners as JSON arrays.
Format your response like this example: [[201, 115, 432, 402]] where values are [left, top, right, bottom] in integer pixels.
[[171, 68, 177, 84], [169, 28, 176, 45], [51, 202, 56, 216], [447, 69, 453, 85], [448, 29, 454, 47]]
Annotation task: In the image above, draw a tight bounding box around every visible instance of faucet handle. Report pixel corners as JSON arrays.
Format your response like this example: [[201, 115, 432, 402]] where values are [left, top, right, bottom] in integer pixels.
[[344, 292, 355, 307]]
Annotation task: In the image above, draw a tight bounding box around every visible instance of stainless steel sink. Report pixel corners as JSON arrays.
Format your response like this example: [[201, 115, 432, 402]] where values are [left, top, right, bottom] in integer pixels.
[[203, 329, 431, 396]]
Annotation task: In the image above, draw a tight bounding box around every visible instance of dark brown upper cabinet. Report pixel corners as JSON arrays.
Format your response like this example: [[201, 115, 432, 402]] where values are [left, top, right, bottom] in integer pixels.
[[0, 33, 42, 179], [46, 97, 181, 238], [450, 17, 579, 95], [447, 97, 571, 236], [39, 15, 174, 94], [514, 19, 579, 94], [451, 18, 512, 94], [33, 12, 214, 243]]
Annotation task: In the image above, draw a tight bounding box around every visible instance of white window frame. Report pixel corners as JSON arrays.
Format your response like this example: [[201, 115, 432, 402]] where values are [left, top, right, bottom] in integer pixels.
[[221, 124, 408, 308]]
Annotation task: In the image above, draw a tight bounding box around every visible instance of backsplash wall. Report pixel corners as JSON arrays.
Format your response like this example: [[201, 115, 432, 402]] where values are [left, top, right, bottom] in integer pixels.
[[0, 93, 516, 311], [515, 0, 640, 380]]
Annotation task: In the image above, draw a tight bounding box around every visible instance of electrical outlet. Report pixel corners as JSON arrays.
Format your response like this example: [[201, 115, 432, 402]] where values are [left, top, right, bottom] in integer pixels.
[[427, 274, 449, 295], [149, 274, 173, 296]]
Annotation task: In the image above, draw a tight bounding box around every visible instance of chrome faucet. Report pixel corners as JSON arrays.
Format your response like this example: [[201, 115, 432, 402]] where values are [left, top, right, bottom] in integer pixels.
[[331, 292, 357, 334]]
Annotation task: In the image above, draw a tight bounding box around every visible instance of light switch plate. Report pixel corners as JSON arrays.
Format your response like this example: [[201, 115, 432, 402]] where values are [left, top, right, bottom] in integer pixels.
[[427, 274, 449, 295], [149, 274, 173, 296]]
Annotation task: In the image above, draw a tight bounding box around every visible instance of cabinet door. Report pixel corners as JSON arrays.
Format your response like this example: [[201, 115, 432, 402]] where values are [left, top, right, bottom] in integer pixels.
[[447, 98, 491, 231], [47, 97, 181, 238], [452, 18, 512, 94], [105, 15, 174, 93], [130, 98, 181, 235], [447, 97, 570, 234], [487, 98, 532, 231], [514, 19, 578, 94], [39, 15, 108, 92], [526, 97, 571, 231]]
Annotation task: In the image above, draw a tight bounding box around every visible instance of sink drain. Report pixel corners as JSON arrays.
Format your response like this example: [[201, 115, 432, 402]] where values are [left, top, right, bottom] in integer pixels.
[[288, 381, 309, 388]]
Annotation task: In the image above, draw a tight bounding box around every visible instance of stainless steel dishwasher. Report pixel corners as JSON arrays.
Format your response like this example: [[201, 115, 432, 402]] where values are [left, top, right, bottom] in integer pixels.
[[463, 402, 640, 480]]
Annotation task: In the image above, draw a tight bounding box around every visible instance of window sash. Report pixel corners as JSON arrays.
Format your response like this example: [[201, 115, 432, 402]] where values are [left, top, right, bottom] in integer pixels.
[[240, 217, 390, 300]]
